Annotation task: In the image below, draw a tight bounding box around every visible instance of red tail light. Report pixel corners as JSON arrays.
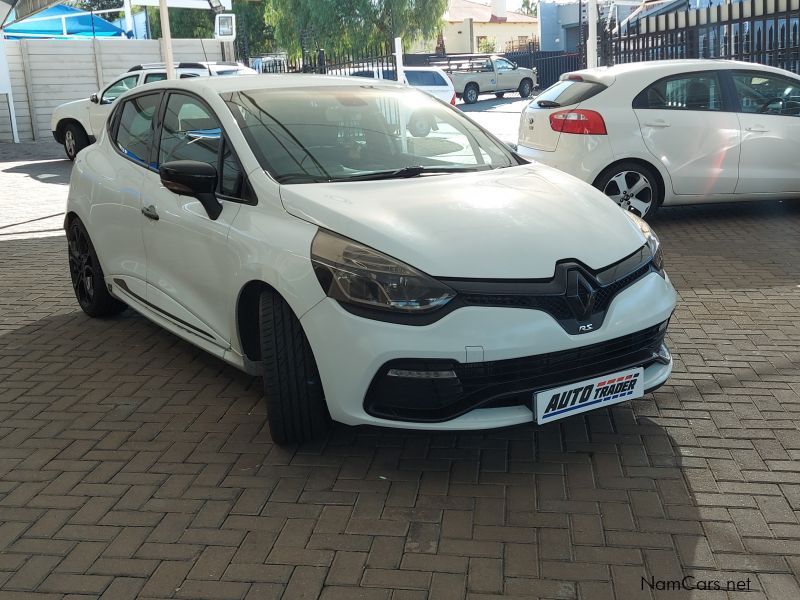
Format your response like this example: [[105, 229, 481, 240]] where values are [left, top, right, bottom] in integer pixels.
[[450, 93, 457, 105], [549, 109, 607, 135]]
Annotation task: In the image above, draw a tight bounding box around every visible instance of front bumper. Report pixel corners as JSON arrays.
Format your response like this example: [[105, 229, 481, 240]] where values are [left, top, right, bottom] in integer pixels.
[[300, 271, 676, 430]]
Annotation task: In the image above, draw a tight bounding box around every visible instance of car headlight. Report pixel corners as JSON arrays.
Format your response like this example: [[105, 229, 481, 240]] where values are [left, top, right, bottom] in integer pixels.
[[625, 212, 664, 271], [311, 230, 456, 314]]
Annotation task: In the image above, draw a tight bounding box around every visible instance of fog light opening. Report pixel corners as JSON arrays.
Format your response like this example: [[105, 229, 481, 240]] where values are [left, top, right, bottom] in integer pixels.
[[387, 369, 458, 379]]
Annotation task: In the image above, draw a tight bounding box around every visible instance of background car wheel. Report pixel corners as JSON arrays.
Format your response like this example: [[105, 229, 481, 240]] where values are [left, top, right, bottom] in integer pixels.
[[63, 123, 89, 161], [518, 79, 533, 98], [408, 114, 432, 137], [67, 218, 127, 317], [463, 84, 479, 104], [259, 291, 331, 445], [495, 92, 505, 99], [594, 162, 662, 219]]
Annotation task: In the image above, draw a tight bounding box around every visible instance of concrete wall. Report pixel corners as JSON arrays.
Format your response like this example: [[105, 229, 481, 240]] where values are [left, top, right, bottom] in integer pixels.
[[539, 3, 581, 51], [0, 38, 223, 142]]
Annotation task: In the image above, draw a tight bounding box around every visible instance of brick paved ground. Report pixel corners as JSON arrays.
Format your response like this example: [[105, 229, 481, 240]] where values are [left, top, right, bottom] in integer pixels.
[[1, 141, 800, 600]]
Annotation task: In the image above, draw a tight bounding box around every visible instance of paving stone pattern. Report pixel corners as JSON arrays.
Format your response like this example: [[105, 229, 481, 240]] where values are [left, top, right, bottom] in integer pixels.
[[2, 142, 800, 599]]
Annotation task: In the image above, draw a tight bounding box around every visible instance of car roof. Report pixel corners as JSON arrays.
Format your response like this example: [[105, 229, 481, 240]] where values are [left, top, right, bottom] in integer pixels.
[[565, 59, 795, 86], [136, 73, 407, 95]]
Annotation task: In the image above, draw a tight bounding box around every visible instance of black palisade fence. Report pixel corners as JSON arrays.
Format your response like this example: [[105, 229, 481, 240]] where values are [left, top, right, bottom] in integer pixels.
[[601, 0, 800, 74], [249, 43, 397, 78]]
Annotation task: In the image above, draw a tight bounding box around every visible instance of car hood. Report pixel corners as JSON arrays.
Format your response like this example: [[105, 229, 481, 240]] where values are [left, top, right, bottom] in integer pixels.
[[54, 98, 91, 114], [279, 164, 647, 279]]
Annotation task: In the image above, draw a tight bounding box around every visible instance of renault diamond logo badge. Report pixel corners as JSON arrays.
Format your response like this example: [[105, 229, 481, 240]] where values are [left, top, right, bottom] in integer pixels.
[[566, 270, 597, 322]]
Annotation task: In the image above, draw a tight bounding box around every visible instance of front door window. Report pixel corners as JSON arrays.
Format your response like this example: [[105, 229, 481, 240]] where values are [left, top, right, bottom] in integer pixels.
[[101, 75, 140, 104]]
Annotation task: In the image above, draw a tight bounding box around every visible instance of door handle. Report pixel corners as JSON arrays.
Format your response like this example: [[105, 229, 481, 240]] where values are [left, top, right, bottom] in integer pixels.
[[141, 205, 159, 221], [643, 120, 670, 128], [745, 126, 769, 133]]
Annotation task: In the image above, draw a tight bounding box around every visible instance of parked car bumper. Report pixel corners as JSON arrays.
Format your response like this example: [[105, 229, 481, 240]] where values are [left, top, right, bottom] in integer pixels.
[[300, 271, 676, 430]]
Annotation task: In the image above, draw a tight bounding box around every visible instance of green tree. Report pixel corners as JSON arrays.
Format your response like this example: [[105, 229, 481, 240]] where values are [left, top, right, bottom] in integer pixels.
[[146, 7, 214, 39], [520, 0, 538, 18], [75, 0, 129, 26], [477, 37, 496, 53], [146, 1, 269, 53], [266, 0, 446, 56]]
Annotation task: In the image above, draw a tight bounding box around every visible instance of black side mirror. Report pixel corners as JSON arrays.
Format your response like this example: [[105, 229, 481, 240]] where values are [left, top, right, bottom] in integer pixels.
[[159, 160, 222, 220], [90, 93, 99, 104]]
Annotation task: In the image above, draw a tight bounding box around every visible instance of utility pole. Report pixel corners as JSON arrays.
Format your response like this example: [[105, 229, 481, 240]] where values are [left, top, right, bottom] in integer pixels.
[[123, 0, 134, 36], [159, 0, 175, 79], [587, 0, 598, 67]]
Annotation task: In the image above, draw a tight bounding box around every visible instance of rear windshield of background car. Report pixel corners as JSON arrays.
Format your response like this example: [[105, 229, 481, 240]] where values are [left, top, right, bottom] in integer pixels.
[[535, 80, 607, 107], [406, 70, 448, 87]]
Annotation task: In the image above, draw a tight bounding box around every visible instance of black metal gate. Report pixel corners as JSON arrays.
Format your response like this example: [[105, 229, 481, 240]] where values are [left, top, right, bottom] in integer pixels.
[[249, 43, 397, 77], [601, 0, 800, 75]]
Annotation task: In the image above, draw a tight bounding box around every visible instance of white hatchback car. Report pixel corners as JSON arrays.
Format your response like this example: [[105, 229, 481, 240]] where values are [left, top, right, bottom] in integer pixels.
[[51, 61, 257, 160], [66, 75, 676, 444], [517, 59, 800, 218]]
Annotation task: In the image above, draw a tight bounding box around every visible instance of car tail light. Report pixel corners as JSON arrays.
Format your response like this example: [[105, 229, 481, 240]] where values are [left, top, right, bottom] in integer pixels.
[[549, 109, 607, 135], [450, 93, 457, 105], [566, 75, 584, 82]]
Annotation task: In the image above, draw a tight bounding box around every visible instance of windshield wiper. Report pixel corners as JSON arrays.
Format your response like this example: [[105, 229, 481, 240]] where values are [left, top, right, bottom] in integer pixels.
[[337, 166, 487, 182], [536, 99, 561, 108], [274, 173, 327, 183]]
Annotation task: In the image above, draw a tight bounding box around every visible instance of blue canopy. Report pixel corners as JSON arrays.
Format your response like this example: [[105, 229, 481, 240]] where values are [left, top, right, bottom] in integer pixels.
[[3, 5, 128, 39]]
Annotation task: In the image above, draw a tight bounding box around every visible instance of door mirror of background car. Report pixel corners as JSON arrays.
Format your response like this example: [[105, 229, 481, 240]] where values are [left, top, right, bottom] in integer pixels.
[[159, 160, 223, 220], [90, 93, 99, 104]]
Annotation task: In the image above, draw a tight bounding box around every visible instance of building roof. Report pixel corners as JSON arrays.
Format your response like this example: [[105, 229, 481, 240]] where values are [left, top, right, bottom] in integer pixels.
[[445, 0, 537, 24]]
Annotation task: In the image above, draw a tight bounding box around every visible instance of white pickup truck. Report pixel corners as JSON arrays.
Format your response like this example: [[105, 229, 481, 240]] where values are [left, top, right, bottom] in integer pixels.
[[440, 55, 536, 104]]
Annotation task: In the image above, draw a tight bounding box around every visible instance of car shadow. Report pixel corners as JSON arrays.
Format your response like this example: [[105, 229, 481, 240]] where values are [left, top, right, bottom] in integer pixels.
[[2, 158, 73, 186], [0, 235, 716, 600], [459, 95, 534, 112]]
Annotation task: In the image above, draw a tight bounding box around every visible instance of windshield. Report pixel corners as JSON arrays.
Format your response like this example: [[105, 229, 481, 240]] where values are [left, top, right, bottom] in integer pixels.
[[223, 86, 517, 183]]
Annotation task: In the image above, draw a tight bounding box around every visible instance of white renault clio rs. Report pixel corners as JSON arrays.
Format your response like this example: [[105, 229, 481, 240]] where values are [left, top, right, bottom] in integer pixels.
[[66, 75, 676, 444]]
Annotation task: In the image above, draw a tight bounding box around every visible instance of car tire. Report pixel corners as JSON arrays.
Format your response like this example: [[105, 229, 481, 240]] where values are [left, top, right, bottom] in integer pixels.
[[63, 123, 89, 161], [67, 218, 127, 317], [463, 83, 479, 104], [495, 92, 505, 98], [594, 161, 662, 220], [408, 114, 432, 137], [259, 290, 331, 445], [518, 79, 533, 99]]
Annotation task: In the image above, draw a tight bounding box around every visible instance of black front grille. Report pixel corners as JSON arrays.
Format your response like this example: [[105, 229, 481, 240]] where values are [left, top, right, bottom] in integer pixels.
[[456, 261, 654, 332], [364, 321, 669, 422]]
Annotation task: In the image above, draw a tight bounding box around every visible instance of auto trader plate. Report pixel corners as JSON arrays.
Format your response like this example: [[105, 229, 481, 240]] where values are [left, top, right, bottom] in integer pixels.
[[535, 367, 644, 423]]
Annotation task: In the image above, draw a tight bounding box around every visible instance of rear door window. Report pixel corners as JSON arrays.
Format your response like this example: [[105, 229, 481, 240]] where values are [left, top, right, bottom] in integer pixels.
[[633, 73, 724, 111], [535, 80, 607, 107], [144, 73, 167, 84]]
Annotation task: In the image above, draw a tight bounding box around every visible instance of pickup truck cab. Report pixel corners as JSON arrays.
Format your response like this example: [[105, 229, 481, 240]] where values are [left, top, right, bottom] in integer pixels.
[[441, 55, 536, 104], [51, 61, 256, 160]]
